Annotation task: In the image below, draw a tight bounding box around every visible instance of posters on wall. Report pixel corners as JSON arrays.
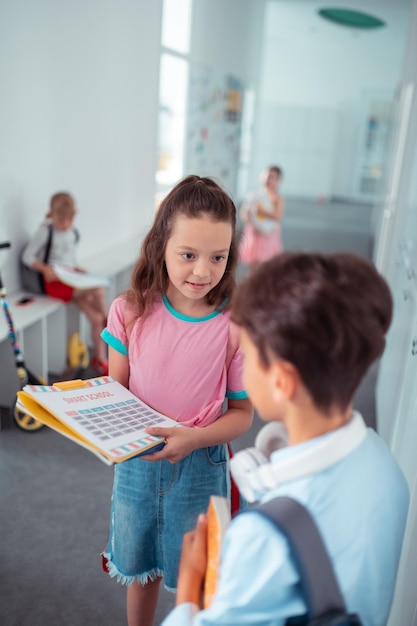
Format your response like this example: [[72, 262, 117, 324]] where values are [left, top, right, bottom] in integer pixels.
[[184, 64, 243, 195]]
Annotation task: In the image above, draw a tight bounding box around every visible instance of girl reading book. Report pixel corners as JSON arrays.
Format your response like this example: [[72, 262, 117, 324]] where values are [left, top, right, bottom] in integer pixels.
[[100, 175, 253, 626], [22, 192, 108, 374]]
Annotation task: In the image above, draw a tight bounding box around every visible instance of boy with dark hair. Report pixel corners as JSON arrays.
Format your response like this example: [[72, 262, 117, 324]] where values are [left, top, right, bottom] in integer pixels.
[[162, 252, 409, 626]]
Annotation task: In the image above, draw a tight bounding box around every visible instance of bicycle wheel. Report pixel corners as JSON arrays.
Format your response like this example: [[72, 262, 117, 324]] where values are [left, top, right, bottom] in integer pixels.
[[13, 373, 46, 432], [13, 402, 45, 432]]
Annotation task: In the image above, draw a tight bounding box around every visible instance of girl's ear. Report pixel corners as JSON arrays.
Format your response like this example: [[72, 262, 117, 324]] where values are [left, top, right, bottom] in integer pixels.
[[271, 360, 299, 402]]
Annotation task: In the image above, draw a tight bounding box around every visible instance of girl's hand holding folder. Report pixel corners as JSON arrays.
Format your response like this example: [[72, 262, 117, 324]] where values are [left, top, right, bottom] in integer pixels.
[[142, 425, 200, 464]]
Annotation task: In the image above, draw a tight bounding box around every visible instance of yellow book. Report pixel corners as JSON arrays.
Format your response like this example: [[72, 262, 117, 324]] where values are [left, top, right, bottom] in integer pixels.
[[16, 376, 178, 465], [203, 495, 231, 609]]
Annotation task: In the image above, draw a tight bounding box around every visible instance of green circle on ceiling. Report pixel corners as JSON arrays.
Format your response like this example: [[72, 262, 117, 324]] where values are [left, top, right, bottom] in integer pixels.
[[318, 8, 386, 29]]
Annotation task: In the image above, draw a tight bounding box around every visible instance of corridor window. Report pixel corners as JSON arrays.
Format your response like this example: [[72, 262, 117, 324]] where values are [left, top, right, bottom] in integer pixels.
[[156, 53, 189, 188], [161, 0, 192, 54], [156, 0, 193, 197]]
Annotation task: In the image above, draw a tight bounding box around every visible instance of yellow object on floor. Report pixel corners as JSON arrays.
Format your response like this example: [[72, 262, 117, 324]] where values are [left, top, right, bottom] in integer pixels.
[[68, 332, 89, 369]]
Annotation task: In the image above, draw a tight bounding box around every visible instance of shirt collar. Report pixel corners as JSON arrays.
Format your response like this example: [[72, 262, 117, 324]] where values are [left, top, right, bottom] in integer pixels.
[[230, 411, 368, 503]]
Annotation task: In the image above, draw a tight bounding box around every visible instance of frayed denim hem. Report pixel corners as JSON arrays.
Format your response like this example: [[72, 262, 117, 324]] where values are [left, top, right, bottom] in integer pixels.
[[103, 552, 164, 587]]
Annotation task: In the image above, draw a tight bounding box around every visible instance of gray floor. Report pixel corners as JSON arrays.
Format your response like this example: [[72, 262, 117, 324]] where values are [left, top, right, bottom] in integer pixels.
[[0, 197, 377, 625]]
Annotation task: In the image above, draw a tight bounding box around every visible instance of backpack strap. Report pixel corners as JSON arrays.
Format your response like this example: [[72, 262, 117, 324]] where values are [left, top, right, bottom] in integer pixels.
[[42, 224, 79, 265], [43, 223, 53, 264], [249, 497, 362, 624]]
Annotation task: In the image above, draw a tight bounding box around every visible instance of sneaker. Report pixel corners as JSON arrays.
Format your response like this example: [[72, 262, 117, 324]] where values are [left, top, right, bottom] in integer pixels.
[[91, 357, 109, 376]]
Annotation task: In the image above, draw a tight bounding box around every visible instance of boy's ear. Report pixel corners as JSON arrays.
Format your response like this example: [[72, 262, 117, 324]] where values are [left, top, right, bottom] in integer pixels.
[[271, 360, 299, 401]]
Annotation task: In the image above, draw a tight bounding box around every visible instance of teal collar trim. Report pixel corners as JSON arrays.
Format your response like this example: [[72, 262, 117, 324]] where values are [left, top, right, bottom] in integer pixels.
[[162, 293, 226, 322]]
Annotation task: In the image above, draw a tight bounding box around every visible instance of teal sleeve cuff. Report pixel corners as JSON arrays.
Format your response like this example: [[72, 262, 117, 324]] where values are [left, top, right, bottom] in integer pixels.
[[101, 328, 128, 357], [226, 389, 249, 400]]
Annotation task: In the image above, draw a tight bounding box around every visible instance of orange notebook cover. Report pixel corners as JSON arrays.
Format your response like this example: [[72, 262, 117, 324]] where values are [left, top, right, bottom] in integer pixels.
[[203, 495, 231, 608]]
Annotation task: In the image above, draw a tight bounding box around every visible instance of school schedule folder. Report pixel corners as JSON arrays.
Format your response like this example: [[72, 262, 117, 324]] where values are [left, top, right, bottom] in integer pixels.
[[16, 376, 178, 465]]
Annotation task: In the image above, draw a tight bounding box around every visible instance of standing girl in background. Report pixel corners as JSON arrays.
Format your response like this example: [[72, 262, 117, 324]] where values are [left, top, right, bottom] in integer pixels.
[[239, 165, 284, 271], [101, 175, 253, 626]]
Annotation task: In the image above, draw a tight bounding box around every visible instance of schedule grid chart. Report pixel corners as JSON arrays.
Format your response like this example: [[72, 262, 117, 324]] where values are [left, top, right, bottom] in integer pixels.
[[22, 376, 175, 460], [72, 399, 166, 442]]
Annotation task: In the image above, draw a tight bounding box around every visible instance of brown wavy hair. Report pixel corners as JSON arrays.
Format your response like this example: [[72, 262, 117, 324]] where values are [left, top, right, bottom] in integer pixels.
[[232, 251, 393, 412], [128, 175, 238, 317]]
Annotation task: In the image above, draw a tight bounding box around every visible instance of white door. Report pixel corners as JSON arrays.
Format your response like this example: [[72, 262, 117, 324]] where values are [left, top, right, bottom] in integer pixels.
[[374, 79, 417, 626]]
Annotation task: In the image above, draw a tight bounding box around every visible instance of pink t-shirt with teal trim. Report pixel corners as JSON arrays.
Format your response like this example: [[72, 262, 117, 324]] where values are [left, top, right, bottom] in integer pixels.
[[101, 294, 248, 428]]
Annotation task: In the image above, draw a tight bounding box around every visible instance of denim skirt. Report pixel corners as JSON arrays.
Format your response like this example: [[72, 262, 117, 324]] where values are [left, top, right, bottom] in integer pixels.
[[103, 443, 229, 590]]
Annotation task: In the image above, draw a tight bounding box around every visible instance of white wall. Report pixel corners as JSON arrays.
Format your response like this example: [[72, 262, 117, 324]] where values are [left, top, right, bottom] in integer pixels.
[[0, 0, 262, 293], [187, 0, 264, 199], [1, 0, 410, 289], [190, 0, 262, 83], [249, 0, 411, 199], [0, 0, 163, 293]]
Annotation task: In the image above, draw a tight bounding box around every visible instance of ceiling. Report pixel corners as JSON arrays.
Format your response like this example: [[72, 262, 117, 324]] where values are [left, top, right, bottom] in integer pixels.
[[266, 0, 413, 47]]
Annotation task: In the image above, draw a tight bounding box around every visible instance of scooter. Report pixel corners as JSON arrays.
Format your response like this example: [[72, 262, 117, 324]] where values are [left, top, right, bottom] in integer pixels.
[[0, 240, 89, 431], [0, 241, 46, 430]]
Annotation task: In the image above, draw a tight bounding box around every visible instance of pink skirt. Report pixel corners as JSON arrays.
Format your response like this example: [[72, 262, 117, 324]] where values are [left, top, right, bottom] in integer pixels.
[[239, 224, 282, 265]]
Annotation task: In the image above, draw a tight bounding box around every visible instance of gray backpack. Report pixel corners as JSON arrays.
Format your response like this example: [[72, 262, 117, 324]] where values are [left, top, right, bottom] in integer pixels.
[[20, 225, 79, 294], [248, 497, 363, 625]]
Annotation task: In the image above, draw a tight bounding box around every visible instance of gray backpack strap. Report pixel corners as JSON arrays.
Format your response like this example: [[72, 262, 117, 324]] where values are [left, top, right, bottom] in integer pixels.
[[250, 496, 354, 623], [20, 224, 54, 294], [43, 223, 53, 264]]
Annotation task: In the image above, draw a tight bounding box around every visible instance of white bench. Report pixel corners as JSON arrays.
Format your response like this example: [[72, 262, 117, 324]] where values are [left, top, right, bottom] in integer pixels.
[[69, 235, 141, 344], [0, 291, 67, 425], [80, 236, 140, 303], [0, 235, 141, 426]]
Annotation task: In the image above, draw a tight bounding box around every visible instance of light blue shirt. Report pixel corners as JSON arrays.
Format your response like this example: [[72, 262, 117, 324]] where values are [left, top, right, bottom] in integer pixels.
[[161, 416, 409, 626]]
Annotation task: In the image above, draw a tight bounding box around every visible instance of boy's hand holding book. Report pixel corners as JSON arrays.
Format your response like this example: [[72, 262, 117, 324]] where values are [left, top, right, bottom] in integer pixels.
[[176, 514, 208, 607], [175, 495, 231, 609]]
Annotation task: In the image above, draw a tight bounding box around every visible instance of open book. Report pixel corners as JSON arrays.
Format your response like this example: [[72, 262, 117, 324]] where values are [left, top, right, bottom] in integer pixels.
[[16, 377, 178, 465], [203, 495, 231, 609], [51, 263, 110, 289]]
